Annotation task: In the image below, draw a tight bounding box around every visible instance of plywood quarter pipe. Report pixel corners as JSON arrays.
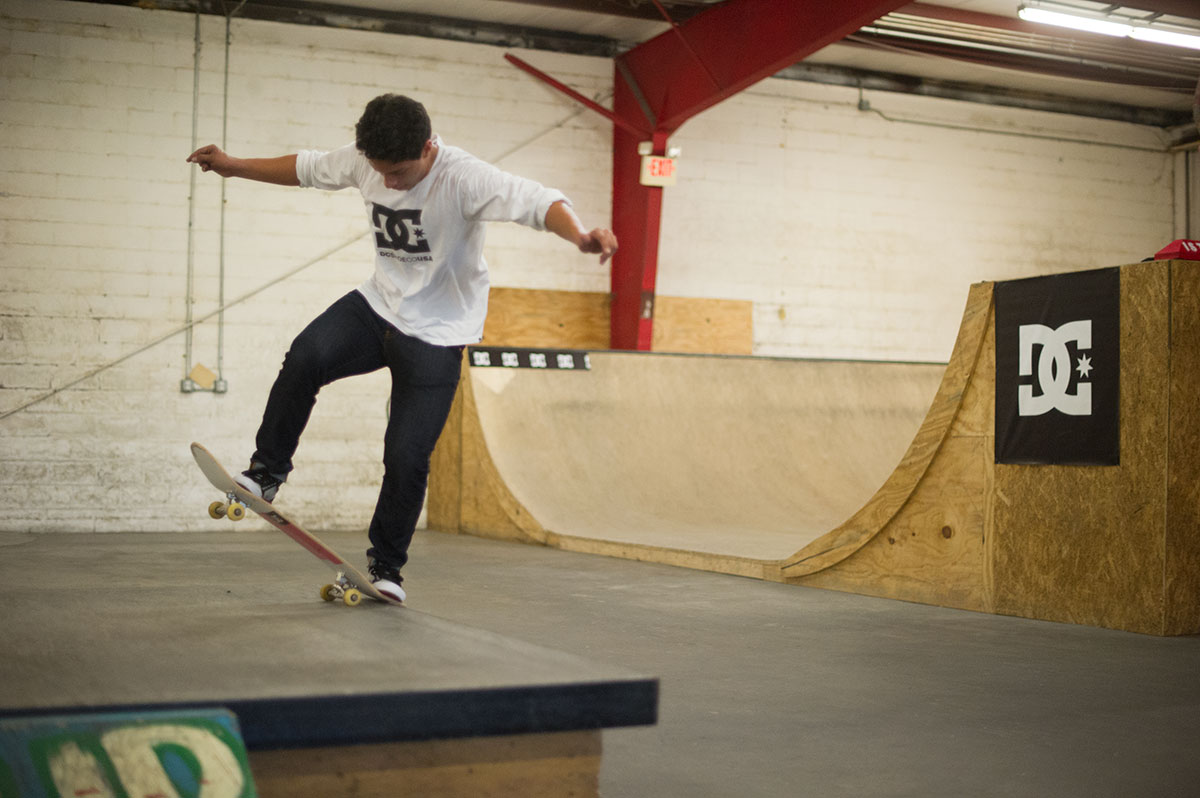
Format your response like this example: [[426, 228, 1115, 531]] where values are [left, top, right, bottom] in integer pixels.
[[432, 262, 1200, 634], [428, 281, 993, 612]]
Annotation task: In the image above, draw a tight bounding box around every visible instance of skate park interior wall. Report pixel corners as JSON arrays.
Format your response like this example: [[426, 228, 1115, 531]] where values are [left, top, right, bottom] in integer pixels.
[[0, 0, 1183, 536]]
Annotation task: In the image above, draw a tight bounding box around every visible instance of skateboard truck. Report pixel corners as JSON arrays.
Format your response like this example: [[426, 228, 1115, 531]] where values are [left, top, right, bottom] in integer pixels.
[[207, 492, 247, 522], [319, 574, 365, 607]]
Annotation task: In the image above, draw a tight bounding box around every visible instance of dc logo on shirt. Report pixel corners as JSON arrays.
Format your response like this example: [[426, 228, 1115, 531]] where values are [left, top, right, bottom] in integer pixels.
[[371, 204, 430, 254]]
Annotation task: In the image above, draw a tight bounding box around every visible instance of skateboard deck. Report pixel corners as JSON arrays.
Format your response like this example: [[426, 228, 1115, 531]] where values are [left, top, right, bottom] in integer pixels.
[[190, 442, 402, 606]]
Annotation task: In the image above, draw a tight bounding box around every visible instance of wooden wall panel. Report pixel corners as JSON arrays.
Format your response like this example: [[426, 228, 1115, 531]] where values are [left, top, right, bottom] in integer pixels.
[[251, 730, 601, 798], [482, 288, 610, 350], [480, 287, 754, 354], [651, 296, 754, 355]]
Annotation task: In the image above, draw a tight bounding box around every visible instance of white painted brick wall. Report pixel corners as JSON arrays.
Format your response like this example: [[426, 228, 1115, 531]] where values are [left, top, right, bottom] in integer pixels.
[[657, 79, 1176, 361], [0, 0, 1182, 536]]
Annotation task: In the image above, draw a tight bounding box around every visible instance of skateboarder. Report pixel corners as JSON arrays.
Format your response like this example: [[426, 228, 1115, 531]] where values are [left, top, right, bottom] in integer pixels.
[[187, 94, 617, 602]]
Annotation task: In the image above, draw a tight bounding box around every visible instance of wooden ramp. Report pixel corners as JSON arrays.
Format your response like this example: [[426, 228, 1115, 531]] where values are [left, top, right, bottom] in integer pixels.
[[429, 260, 1200, 635]]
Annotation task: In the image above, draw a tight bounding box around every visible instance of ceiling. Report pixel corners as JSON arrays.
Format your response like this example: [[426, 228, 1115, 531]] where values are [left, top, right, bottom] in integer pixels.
[[140, 0, 1200, 137]]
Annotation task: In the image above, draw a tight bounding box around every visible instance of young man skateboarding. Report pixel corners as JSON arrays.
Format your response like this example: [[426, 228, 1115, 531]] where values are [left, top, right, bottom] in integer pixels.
[[187, 94, 617, 602]]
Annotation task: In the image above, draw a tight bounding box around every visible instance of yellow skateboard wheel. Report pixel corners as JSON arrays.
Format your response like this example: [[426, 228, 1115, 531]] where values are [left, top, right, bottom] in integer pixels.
[[227, 502, 246, 521], [320, 584, 338, 602], [343, 589, 363, 607], [208, 501, 227, 520]]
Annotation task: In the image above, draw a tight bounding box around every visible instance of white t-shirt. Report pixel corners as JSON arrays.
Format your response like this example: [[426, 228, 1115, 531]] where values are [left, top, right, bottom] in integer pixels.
[[295, 137, 568, 345]]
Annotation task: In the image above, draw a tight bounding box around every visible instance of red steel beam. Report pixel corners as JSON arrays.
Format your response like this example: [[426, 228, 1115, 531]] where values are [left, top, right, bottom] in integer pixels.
[[504, 53, 651, 139], [616, 0, 908, 134], [609, 0, 906, 349], [610, 119, 668, 350]]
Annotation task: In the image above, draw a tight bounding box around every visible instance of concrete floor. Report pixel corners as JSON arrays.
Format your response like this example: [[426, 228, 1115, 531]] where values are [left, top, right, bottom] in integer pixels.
[[401, 530, 1200, 798], [0, 530, 655, 752], [5, 526, 1200, 797]]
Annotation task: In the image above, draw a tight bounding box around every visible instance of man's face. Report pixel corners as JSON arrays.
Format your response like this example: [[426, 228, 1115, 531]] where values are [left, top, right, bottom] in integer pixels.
[[368, 139, 437, 191]]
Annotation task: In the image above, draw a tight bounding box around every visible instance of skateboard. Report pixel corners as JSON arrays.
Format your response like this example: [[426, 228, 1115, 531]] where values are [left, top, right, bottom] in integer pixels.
[[190, 442, 402, 607]]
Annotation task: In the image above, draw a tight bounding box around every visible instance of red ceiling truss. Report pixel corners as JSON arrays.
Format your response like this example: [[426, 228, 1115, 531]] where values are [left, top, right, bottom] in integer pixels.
[[504, 0, 1199, 349]]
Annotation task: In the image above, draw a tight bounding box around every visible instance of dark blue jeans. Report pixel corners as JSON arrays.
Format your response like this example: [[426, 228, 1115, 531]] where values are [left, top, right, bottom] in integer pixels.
[[253, 291, 463, 570]]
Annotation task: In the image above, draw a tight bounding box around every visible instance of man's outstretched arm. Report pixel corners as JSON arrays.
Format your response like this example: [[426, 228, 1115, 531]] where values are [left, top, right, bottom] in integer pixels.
[[545, 200, 618, 265], [187, 145, 300, 186]]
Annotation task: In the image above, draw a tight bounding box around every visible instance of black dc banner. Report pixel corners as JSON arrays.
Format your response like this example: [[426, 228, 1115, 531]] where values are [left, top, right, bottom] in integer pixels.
[[994, 267, 1120, 465]]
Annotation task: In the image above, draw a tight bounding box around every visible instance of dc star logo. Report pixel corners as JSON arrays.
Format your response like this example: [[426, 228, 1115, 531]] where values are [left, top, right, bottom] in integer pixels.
[[993, 267, 1119, 466], [1017, 320, 1094, 417], [371, 204, 430, 254]]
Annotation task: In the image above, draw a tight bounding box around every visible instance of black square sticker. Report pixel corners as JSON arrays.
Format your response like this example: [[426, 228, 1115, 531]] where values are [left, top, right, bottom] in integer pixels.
[[994, 268, 1120, 465]]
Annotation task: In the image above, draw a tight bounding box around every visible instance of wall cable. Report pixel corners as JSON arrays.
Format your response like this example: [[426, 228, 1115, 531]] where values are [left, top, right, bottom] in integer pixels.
[[852, 85, 1168, 153], [0, 235, 367, 422]]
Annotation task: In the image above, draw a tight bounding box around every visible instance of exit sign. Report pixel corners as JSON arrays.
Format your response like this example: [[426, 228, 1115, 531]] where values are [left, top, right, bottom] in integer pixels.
[[639, 154, 678, 187]]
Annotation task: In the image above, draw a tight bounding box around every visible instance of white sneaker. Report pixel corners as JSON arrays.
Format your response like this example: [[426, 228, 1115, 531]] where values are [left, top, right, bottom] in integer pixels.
[[234, 463, 283, 502], [368, 557, 406, 602]]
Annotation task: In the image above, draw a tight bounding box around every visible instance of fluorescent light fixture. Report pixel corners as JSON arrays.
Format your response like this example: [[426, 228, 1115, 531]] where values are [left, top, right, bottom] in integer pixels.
[[1018, 7, 1131, 37], [1129, 26, 1200, 51], [1018, 5, 1200, 50]]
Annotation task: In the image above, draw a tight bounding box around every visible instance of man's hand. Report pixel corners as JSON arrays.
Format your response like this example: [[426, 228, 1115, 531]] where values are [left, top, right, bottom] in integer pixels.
[[186, 146, 300, 186], [545, 201, 618, 265], [186, 144, 237, 177], [578, 228, 618, 265]]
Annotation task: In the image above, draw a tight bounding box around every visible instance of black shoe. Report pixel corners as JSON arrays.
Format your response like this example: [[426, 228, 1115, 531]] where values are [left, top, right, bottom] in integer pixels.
[[368, 557, 406, 602], [234, 462, 283, 503]]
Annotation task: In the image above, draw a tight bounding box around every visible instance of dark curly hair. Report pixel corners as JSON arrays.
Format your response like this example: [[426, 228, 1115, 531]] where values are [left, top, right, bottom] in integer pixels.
[[355, 94, 432, 162]]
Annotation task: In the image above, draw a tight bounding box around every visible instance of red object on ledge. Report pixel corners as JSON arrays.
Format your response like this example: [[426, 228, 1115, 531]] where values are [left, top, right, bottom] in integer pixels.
[[1155, 240, 1200, 260]]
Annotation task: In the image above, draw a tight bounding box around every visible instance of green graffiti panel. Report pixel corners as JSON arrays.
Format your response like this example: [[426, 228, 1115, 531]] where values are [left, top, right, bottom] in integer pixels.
[[0, 709, 256, 798]]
